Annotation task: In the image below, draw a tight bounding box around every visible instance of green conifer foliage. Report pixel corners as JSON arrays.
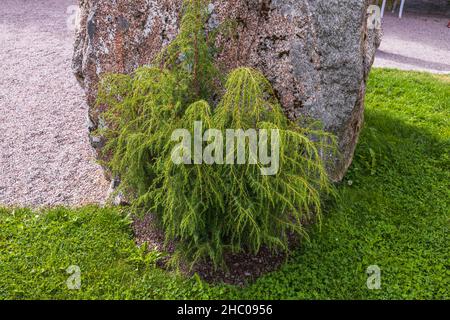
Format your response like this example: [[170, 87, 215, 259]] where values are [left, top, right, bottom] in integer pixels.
[[96, 0, 336, 268]]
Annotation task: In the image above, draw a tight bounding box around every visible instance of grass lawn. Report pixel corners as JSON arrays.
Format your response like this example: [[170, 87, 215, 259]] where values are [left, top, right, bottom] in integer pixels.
[[0, 69, 448, 300]]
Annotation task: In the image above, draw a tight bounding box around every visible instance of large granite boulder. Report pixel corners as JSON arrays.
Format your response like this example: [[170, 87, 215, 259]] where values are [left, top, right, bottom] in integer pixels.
[[73, 0, 381, 181]]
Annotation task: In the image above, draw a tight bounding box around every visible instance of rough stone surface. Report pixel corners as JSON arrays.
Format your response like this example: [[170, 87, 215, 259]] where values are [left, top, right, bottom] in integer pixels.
[[73, 0, 381, 181]]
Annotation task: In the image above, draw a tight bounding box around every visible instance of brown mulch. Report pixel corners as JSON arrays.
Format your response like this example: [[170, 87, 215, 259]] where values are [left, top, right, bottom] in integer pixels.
[[132, 213, 300, 286]]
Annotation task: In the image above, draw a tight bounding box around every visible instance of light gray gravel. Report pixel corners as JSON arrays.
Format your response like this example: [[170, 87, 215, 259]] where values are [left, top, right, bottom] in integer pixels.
[[0, 0, 110, 207], [375, 11, 450, 74]]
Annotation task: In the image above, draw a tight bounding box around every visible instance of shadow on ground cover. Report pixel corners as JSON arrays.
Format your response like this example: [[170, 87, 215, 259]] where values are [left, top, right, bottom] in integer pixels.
[[0, 69, 448, 299], [229, 112, 448, 299], [221, 69, 450, 299]]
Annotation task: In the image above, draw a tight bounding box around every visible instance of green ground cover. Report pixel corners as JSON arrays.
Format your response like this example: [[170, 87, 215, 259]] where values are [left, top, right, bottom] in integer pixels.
[[1, 69, 448, 299]]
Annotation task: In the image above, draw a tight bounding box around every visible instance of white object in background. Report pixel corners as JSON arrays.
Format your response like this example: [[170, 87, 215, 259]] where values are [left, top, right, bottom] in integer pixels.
[[381, 0, 387, 18], [392, 0, 407, 18], [399, 0, 406, 18]]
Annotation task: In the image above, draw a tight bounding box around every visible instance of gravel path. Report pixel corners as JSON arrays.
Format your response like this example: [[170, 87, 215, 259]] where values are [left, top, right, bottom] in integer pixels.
[[375, 10, 450, 74], [0, 0, 110, 207]]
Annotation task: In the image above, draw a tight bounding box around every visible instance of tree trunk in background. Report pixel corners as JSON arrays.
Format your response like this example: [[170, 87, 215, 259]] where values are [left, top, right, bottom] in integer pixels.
[[73, 0, 381, 181]]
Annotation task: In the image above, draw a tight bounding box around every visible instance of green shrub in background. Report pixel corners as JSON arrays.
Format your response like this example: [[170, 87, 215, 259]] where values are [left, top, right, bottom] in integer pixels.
[[96, 0, 335, 268]]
